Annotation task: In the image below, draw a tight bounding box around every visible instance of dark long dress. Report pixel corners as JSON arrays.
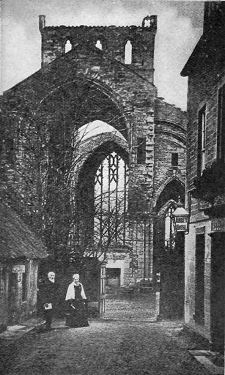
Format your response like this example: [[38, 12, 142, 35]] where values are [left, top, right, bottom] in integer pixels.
[[65, 285, 89, 328]]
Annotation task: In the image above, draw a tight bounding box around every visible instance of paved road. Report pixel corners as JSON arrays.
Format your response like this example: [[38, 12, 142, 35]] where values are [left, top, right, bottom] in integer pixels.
[[6, 294, 209, 375], [104, 292, 157, 321]]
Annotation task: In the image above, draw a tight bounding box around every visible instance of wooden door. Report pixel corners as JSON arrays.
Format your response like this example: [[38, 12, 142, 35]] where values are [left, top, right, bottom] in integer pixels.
[[8, 272, 18, 324], [211, 232, 225, 353], [195, 233, 205, 325]]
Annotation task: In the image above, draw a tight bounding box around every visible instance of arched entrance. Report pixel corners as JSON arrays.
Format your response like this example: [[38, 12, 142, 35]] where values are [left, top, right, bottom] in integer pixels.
[[36, 77, 131, 315], [154, 179, 185, 319], [36, 76, 130, 260], [71, 119, 132, 294], [73, 140, 129, 253]]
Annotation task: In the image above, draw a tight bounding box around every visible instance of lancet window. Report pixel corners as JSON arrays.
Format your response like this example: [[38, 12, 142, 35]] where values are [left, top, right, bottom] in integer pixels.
[[94, 152, 129, 248]]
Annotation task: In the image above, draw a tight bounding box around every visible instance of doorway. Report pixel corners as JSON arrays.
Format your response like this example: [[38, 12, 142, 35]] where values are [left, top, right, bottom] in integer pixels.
[[211, 232, 225, 353], [106, 268, 121, 289], [195, 233, 205, 325], [8, 272, 18, 324], [154, 213, 185, 319]]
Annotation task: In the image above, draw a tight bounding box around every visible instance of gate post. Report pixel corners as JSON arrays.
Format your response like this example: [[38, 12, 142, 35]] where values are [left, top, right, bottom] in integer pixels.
[[155, 271, 161, 321], [99, 261, 107, 316]]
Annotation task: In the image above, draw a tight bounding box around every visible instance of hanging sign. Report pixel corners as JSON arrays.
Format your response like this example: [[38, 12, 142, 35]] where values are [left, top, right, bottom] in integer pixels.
[[175, 217, 188, 232]]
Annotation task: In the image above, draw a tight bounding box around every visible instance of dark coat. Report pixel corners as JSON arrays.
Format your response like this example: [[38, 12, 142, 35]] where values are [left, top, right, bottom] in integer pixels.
[[39, 279, 59, 306]]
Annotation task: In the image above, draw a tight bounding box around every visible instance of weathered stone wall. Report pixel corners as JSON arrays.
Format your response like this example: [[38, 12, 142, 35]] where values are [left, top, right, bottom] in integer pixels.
[[153, 99, 186, 204], [184, 62, 225, 329], [0, 264, 9, 332], [39, 15, 157, 82], [2, 261, 39, 325], [186, 67, 224, 195], [182, 3, 225, 347], [2, 15, 187, 288]]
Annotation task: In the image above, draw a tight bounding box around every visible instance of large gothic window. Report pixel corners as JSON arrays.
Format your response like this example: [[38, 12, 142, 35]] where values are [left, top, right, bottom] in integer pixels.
[[94, 152, 129, 249]]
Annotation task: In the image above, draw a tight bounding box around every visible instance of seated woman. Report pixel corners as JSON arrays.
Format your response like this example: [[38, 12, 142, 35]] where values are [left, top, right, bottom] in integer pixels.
[[65, 273, 89, 328]]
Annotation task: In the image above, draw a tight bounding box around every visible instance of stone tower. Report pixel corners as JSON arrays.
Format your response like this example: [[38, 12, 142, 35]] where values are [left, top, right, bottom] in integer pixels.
[[39, 14, 157, 82]]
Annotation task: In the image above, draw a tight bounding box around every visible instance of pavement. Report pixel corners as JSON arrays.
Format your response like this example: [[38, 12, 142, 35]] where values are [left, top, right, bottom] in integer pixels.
[[0, 317, 45, 374], [0, 292, 224, 375]]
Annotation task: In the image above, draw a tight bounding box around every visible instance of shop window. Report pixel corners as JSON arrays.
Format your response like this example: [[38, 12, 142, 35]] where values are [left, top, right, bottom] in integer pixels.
[[217, 83, 225, 163], [125, 41, 132, 65], [197, 105, 206, 175], [137, 137, 146, 164]]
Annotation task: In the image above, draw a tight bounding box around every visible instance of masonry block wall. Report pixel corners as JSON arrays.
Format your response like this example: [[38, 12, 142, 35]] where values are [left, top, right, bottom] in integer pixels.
[[2, 14, 187, 287], [153, 99, 186, 202], [0, 265, 8, 332], [184, 64, 225, 339], [186, 63, 224, 195], [39, 15, 157, 82]]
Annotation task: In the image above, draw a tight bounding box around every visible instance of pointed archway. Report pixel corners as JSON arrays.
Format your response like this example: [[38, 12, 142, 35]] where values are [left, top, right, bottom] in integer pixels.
[[154, 179, 185, 319]]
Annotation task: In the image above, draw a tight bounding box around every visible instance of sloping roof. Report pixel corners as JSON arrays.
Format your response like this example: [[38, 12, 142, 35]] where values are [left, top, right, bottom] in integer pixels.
[[0, 203, 48, 260], [180, 34, 207, 77], [181, 27, 225, 77], [3, 39, 155, 100]]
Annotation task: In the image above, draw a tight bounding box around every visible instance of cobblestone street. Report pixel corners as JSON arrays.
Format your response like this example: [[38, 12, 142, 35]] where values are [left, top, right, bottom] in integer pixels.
[[5, 293, 211, 375]]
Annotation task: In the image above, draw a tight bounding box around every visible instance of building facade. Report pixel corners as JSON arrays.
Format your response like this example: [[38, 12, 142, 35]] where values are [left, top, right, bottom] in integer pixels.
[[2, 15, 186, 297], [181, 2, 225, 353]]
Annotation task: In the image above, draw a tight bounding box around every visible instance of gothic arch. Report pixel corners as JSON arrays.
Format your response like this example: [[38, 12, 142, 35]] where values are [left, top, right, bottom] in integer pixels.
[[153, 179, 185, 320], [37, 76, 129, 141], [73, 139, 129, 250], [154, 178, 185, 214], [153, 176, 185, 210], [72, 121, 129, 185], [157, 199, 177, 216]]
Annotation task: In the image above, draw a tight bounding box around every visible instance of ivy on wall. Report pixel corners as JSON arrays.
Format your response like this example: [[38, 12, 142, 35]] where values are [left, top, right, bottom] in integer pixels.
[[192, 160, 225, 204]]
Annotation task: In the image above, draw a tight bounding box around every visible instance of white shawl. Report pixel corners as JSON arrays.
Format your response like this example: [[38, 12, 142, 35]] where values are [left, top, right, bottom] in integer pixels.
[[65, 281, 86, 300]]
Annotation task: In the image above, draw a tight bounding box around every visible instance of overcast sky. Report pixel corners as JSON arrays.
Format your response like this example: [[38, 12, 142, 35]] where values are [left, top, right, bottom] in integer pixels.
[[2, 0, 204, 110]]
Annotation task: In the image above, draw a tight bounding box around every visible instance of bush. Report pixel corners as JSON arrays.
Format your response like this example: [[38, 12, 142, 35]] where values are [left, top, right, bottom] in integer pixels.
[[192, 160, 225, 204]]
